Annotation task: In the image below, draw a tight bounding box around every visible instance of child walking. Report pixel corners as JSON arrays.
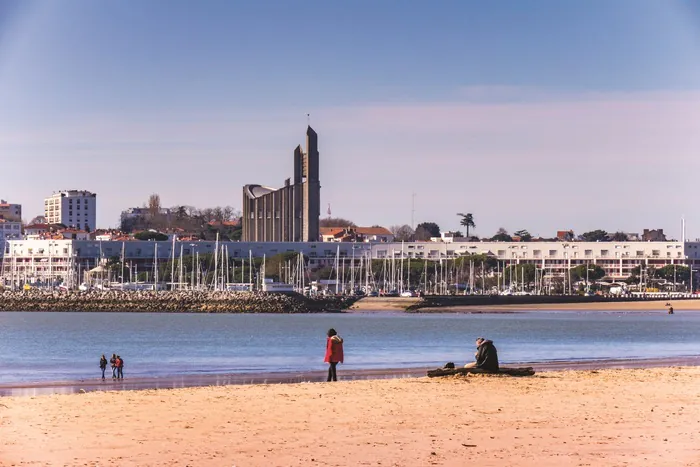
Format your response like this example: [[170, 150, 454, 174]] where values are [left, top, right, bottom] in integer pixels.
[[324, 328, 344, 382]]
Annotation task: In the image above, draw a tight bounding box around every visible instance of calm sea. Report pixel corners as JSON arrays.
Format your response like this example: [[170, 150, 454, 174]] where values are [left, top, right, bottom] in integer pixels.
[[1, 311, 699, 384]]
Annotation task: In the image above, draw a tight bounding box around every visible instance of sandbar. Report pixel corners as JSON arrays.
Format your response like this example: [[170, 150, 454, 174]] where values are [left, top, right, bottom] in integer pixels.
[[419, 298, 700, 312], [1, 366, 699, 466]]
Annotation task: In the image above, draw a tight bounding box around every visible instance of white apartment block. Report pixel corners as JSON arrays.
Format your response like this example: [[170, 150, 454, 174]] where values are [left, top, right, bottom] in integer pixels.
[[0, 200, 22, 221], [2, 239, 700, 286], [44, 190, 97, 231]]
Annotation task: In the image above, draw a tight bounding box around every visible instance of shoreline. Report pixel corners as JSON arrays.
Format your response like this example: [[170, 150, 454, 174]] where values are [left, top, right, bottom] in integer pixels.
[[2, 354, 698, 397], [415, 298, 700, 312]]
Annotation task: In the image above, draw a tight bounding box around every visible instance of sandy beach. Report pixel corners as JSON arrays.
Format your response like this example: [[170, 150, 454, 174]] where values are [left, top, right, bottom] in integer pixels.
[[2, 367, 699, 466]]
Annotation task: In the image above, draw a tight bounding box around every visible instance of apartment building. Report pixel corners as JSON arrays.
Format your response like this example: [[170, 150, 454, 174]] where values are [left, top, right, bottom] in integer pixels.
[[44, 190, 97, 231], [0, 200, 21, 221], [3, 239, 700, 287]]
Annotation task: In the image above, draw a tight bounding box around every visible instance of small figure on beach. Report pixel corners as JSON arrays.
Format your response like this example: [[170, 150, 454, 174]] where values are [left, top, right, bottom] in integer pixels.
[[110, 354, 117, 379], [116, 355, 124, 379], [668, 306, 674, 314], [99, 354, 108, 380], [464, 337, 499, 371], [324, 328, 344, 382]]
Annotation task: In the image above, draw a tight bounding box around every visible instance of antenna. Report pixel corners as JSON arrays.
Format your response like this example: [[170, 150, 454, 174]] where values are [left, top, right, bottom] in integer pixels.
[[682, 215, 686, 243], [306, 113, 310, 126], [327, 203, 331, 220], [411, 193, 416, 230]]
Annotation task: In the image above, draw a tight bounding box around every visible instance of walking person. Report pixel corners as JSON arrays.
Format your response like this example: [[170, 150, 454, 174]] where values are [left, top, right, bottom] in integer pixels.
[[99, 354, 108, 380], [324, 328, 344, 382], [110, 353, 117, 379], [116, 355, 124, 380]]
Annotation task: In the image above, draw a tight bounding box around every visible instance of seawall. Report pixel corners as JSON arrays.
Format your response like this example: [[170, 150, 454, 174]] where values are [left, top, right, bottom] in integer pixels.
[[0, 290, 354, 313]]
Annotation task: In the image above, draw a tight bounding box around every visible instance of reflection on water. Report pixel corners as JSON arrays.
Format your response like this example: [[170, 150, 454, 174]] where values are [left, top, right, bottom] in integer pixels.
[[1, 311, 699, 385]]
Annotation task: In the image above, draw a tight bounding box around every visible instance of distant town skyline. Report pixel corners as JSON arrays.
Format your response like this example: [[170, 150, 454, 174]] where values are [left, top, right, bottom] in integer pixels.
[[1, 1, 699, 238]]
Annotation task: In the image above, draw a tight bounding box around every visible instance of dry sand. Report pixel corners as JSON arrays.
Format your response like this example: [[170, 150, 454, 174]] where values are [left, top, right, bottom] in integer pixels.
[[2, 367, 699, 466], [421, 299, 700, 313]]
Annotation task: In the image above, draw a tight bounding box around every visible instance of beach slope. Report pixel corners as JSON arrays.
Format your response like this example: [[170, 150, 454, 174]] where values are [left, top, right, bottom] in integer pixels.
[[1, 367, 699, 466]]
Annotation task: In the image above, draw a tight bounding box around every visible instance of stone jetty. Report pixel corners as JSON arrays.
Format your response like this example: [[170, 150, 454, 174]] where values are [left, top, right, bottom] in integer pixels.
[[0, 290, 355, 313]]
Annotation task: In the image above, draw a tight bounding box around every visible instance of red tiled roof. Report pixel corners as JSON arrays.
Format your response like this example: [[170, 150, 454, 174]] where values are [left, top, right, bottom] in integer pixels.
[[355, 227, 392, 236]]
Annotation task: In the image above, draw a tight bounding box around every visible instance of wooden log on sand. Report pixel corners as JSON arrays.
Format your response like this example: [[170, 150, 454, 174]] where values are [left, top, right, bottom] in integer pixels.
[[427, 367, 535, 378]]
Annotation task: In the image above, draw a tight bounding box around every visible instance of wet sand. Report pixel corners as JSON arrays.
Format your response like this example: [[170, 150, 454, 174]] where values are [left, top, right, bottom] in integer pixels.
[[1, 366, 698, 466], [2, 355, 698, 397], [419, 299, 700, 312]]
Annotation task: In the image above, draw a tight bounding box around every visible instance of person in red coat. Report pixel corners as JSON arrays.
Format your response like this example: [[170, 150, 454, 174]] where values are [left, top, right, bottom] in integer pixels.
[[324, 328, 344, 382]]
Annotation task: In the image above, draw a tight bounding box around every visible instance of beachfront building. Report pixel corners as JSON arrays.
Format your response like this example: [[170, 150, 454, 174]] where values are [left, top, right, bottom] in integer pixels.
[[44, 190, 97, 232], [3, 238, 700, 289], [242, 126, 321, 242], [0, 200, 22, 221]]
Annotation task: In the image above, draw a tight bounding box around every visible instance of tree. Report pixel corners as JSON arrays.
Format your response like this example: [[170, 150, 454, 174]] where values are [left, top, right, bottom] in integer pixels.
[[656, 265, 690, 284], [580, 230, 608, 242], [147, 193, 161, 218], [570, 264, 606, 283], [457, 213, 475, 237], [503, 264, 538, 286], [389, 224, 415, 241], [491, 227, 512, 242], [134, 231, 168, 241], [611, 231, 628, 241], [513, 229, 532, 242], [414, 222, 440, 241], [319, 217, 356, 228]]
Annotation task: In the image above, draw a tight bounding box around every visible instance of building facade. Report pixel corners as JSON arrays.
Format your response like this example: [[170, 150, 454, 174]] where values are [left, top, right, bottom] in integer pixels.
[[44, 190, 97, 231], [242, 126, 320, 242], [3, 238, 700, 288], [0, 200, 21, 221]]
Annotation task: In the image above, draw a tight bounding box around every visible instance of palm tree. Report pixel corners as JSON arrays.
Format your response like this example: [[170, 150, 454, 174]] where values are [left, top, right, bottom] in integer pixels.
[[457, 213, 475, 238]]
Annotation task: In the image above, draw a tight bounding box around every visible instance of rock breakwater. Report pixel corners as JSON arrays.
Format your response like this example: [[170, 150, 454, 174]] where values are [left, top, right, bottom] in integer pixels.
[[0, 290, 354, 313]]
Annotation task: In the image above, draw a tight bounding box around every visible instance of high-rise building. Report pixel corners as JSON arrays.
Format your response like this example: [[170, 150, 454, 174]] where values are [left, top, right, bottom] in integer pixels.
[[0, 200, 22, 221], [44, 190, 97, 231], [242, 126, 321, 242]]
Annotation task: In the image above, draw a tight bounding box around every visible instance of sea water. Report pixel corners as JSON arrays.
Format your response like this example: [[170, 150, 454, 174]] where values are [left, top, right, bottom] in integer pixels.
[[1, 311, 699, 383]]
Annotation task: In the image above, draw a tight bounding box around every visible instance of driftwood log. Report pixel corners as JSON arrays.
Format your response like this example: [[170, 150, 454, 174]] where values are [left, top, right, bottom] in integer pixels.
[[427, 367, 535, 378]]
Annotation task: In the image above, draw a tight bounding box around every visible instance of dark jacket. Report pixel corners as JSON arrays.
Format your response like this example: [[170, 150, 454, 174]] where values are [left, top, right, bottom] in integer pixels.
[[475, 340, 499, 371]]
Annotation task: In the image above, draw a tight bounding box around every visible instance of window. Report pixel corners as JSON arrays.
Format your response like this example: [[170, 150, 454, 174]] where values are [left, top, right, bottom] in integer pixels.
[[601, 250, 609, 257], [652, 250, 660, 256], [636, 251, 644, 256], [549, 250, 557, 256]]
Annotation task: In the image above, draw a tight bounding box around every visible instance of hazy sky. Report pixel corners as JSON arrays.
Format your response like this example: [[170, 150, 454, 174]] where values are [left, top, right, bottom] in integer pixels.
[[1, 1, 700, 239]]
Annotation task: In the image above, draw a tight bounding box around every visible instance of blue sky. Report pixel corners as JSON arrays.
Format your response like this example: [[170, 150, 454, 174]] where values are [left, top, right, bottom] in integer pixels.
[[1, 1, 700, 238]]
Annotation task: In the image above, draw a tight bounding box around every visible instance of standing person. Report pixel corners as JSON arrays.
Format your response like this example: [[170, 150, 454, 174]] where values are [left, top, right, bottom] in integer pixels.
[[464, 337, 499, 371], [324, 328, 344, 382], [99, 354, 108, 380], [116, 355, 124, 380], [110, 353, 117, 379]]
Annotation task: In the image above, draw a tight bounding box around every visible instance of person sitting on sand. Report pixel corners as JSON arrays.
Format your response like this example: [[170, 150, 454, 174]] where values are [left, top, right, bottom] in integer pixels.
[[324, 328, 344, 382], [464, 337, 499, 371], [99, 354, 108, 380]]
